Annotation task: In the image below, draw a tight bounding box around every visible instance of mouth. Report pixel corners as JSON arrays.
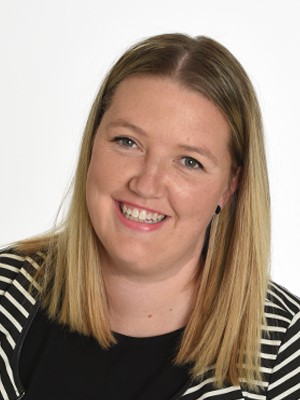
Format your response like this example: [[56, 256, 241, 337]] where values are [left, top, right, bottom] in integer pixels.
[[118, 202, 167, 224]]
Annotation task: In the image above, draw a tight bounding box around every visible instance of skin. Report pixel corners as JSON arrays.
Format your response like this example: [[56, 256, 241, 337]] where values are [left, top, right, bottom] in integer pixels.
[[86, 76, 239, 336]]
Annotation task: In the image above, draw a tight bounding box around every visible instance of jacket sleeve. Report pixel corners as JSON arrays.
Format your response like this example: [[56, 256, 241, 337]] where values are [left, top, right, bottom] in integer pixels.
[[0, 249, 41, 400], [266, 310, 300, 399], [0, 249, 19, 296]]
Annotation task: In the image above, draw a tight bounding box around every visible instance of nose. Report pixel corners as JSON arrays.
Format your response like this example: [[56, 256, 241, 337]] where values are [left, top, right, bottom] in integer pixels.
[[128, 156, 166, 199]]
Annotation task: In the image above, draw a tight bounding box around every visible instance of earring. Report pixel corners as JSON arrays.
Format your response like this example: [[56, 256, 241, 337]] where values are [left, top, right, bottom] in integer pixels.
[[215, 205, 221, 215]]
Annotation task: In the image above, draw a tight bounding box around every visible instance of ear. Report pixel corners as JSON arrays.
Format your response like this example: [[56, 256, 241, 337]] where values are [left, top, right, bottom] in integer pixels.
[[220, 167, 241, 208]]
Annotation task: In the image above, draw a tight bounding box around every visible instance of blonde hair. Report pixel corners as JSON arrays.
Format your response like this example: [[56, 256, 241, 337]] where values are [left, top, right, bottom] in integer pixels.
[[17, 34, 270, 388]]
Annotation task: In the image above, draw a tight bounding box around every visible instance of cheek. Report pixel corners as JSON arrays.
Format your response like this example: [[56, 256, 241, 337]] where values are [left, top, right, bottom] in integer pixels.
[[85, 167, 112, 237], [173, 180, 221, 219], [86, 164, 99, 198], [85, 163, 108, 216], [88, 146, 129, 190], [85, 168, 98, 222], [86, 156, 115, 194]]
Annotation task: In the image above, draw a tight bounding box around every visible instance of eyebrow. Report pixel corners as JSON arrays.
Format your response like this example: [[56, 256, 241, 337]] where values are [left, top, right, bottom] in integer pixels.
[[106, 119, 218, 165], [106, 119, 147, 136]]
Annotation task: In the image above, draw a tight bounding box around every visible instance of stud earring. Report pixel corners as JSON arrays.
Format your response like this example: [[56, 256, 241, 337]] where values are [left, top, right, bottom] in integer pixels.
[[215, 205, 221, 215]]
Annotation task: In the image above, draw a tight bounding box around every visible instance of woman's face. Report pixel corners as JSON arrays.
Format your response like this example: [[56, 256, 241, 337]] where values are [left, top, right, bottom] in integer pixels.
[[86, 76, 238, 279]]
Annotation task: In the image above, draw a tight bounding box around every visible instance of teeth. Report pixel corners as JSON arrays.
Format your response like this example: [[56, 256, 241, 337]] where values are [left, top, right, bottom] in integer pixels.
[[132, 208, 139, 218], [139, 210, 147, 220], [120, 204, 165, 224]]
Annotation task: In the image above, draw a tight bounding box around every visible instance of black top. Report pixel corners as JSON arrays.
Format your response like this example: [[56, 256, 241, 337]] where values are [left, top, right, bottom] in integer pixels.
[[20, 309, 190, 400]]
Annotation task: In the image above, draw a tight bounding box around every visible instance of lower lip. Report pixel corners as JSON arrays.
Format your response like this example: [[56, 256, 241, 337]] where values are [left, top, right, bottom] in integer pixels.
[[114, 202, 167, 232]]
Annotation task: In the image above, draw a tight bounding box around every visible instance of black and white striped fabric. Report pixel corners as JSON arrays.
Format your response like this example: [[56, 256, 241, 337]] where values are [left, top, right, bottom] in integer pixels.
[[0, 249, 300, 400]]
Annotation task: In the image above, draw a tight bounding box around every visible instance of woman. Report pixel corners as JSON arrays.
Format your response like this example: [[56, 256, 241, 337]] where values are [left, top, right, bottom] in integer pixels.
[[0, 33, 299, 400]]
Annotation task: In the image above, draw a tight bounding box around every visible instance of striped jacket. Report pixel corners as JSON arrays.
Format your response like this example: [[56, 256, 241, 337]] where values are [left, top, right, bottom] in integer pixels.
[[0, 249, 300, 400]]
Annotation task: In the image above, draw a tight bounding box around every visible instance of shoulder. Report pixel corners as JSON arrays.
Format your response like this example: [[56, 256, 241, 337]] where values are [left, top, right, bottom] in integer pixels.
[[267, 281, 300, 316], [0, 247, 45, 297], [265, 281, 300, 332], [0, 247, 44, 343], [264, 281, 300, 343]]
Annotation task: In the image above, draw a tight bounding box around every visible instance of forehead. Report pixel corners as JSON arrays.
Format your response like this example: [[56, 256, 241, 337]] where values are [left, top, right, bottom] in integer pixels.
[[104, 76, 230, 137]]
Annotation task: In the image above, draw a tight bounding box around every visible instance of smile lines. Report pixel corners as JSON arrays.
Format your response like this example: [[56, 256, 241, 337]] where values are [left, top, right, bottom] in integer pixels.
[[120, 203, 166, 224]]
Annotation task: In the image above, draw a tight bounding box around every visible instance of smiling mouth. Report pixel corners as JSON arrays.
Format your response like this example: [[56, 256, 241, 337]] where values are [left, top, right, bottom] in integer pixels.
[[120, 203, 167, 224]]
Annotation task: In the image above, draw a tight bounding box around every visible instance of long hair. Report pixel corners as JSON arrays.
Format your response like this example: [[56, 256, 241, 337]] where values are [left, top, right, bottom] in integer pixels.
[[17, 33, 270, 388]]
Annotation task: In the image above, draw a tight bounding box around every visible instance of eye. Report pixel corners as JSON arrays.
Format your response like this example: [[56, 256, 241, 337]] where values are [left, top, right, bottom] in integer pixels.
[[181, 156, 203, 170], [113, 136, 137, 148]]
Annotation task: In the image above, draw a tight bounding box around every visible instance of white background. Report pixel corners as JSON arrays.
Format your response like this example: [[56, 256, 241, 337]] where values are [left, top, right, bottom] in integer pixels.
[[0, 1, 299, 293]]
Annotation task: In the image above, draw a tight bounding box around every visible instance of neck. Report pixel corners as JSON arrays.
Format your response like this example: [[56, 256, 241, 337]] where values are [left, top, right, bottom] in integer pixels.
[[103, 264, 198, 337]]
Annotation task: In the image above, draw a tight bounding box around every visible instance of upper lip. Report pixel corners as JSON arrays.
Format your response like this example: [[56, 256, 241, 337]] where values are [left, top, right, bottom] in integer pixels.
[[116, 200, 169, 216]]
